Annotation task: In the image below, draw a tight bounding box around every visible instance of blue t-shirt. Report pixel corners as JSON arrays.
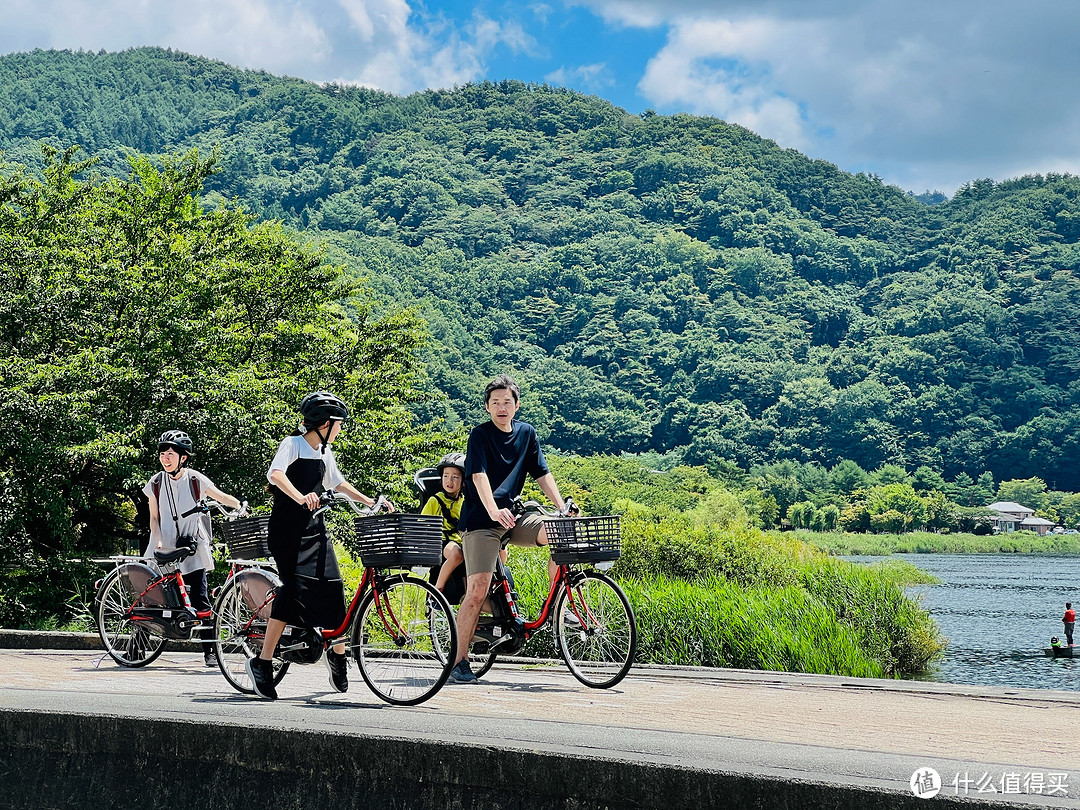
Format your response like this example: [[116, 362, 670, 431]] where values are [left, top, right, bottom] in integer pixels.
[[459, 419, 549, 532]]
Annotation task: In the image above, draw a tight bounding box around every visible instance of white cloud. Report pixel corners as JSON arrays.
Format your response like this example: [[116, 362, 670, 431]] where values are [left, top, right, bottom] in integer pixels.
[[545, 62, 613, 92], [0, 1, 531, 96], [0, 0, 331, 75], [344, 10, 535, 94], [577, 0, 1080, 193], [638, 18, 812, 150]]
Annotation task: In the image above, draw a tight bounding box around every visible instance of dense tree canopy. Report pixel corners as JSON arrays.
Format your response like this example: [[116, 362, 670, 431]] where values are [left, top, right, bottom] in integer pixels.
[[5, 48, 1080, 490], [0, 145, 436, 624]]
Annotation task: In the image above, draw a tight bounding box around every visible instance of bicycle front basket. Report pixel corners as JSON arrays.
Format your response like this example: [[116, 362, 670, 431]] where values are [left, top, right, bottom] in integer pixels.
[[546, 515, 621, 564], [352, 514, 443, 569], [220, 516, 271, 561]]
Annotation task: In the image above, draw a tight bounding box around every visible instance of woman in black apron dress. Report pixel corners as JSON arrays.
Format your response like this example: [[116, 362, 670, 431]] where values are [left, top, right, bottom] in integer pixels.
[[246, 392, 388, 701], [267, 453, 346, 631]]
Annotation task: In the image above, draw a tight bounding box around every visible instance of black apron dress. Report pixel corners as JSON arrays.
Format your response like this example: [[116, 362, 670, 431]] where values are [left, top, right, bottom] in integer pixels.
[[267, 456, 346, 632]]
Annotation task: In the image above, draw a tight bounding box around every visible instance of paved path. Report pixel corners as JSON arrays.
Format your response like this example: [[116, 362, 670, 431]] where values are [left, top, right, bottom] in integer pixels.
[[2, 648, 1079, 807]]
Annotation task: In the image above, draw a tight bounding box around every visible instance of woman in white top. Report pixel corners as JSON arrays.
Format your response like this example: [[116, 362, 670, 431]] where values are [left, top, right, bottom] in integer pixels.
[[144, 430, 243, 666], [246, 392, 389, 700]]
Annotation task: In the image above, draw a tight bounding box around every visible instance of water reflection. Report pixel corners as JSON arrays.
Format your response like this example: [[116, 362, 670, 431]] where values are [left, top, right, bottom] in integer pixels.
[[846, 553, 1080, 690]]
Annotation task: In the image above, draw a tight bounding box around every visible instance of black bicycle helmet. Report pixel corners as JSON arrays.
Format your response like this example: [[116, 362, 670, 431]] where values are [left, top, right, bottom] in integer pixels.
[[157, 430, 194, 457], [299, 391, 349, 427], [437, 452, 466, 474]]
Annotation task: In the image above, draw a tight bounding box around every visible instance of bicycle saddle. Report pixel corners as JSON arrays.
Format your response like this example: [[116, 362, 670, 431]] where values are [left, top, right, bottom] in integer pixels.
[[154, 545, 194, 564]]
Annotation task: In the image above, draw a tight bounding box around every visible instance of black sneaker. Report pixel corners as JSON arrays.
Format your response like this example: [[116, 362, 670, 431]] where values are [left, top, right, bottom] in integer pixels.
[[325, 649, 349, 693], [203, 649, 218, 668], [245, 657, 278, 700], [447, 659, 479, 684]]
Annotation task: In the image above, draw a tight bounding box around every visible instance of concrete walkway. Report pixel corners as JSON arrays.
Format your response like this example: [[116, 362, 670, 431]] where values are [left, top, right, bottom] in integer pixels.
[[1, 644, 1079, 808]]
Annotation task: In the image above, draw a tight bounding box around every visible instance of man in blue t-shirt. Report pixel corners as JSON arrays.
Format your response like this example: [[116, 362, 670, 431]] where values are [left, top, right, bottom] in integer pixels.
[[449, 374, 571, 684]]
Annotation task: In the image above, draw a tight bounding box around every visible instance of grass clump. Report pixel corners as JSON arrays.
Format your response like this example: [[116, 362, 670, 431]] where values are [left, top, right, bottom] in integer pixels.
[[793, 529, 1080, 555], [623, 575, 883, 676], [498, 498, 945, 678]]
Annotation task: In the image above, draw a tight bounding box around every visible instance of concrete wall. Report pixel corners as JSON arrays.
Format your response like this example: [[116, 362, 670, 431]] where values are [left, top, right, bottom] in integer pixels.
[[0, 709, 999, 810]]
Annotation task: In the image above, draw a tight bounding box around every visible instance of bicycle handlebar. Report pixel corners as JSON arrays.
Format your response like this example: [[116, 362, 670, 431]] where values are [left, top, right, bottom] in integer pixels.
[[312, 491, 394, 520], [510, 496, 579, 518]]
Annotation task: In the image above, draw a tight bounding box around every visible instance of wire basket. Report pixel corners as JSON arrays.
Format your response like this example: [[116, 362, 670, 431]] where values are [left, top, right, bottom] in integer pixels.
[[352, 514, 444, 569], [545, 515, 621, 564], [219, 516, 271, 561]]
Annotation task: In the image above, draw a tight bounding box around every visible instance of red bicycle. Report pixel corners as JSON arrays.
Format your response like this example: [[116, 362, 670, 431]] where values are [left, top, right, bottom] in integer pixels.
[[212, 493, 459, 705], [464, 498, 638, 688], [93, 499, 245, 667]]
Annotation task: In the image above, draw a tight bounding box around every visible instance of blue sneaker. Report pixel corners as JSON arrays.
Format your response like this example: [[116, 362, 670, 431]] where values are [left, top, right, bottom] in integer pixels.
[[448, 660, 479, 684]]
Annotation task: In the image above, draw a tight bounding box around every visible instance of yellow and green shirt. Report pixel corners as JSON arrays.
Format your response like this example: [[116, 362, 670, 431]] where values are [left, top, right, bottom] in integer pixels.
[[422, 492, 462, 544]]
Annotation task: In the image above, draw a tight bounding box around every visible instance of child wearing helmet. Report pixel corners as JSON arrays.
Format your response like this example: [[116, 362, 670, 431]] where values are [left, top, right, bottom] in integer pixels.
[[424, 452, 508, 602], [424, 453, 466, 595], [246, 391, 388, 701], [144, 430, 244, 667]]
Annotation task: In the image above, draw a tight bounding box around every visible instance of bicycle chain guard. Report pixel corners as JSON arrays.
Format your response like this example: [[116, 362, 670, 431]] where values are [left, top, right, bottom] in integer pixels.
[[279, 626, 323, 664]]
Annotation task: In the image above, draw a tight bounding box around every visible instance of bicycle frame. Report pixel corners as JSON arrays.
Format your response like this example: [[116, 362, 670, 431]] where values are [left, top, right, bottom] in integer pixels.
[[228, 564, 427, 651], [487, 561, 590, 644], [97, 558, 200, 621]]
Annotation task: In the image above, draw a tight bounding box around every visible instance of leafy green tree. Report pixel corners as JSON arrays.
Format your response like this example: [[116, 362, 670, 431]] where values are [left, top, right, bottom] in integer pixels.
[[1057, 493, 1080, 528], [839, 498, 872, 533], [924, 491, 959, 532], [0, 146, 435, 626], [866, 483, 926, 530], [818, 503, 841, 531], [974, 472, 997, 506], [912, 465, 947, 494], [871, 464, 911, 486], [870, 509, 908, 534], [996, 477, 1048, 510], [788, 501, 816, 529], [829, 459, 869, 494]]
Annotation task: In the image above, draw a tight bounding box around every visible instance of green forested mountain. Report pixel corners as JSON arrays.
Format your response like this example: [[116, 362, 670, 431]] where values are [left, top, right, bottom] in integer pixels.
[[6, 47, 1080, 489]]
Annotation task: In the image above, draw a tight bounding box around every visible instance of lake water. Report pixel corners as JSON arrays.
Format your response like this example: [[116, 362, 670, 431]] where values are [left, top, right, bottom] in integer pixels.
[[848, 553, 1080, 691]]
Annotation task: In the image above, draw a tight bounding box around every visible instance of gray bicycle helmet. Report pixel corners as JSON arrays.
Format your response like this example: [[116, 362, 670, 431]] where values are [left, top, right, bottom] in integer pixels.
[[299, 391, 349, 427], [157, 430, 194, 457], [437, 453, 466, 474]]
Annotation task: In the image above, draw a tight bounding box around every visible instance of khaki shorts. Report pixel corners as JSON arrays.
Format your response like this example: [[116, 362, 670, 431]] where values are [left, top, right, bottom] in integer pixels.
[[462, 513, 546, 577]]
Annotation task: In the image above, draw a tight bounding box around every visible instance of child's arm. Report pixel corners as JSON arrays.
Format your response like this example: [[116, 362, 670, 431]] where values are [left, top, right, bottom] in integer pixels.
[[204, 484, 242, 511], [270, 469, 320, 510], [146, 495, 163, 553]]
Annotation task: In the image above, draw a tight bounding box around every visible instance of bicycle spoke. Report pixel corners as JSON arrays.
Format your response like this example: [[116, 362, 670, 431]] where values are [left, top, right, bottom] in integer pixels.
[[351, 576, 457, 705], [95, 568, 165, 668], [213, 571, 288, 694], [555, 571, 637, 688]]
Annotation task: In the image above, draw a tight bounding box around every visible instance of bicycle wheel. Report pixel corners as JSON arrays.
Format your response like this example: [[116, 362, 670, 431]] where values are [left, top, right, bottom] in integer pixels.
[[96, 569, 166, 667], [554, 570, 637, 688], [351, 575, 457, 705], [212, 570, 289, 694]]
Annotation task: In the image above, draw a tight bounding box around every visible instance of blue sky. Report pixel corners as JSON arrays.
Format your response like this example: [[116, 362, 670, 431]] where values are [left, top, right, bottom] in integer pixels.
[[2, 0, 1080, 196]]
